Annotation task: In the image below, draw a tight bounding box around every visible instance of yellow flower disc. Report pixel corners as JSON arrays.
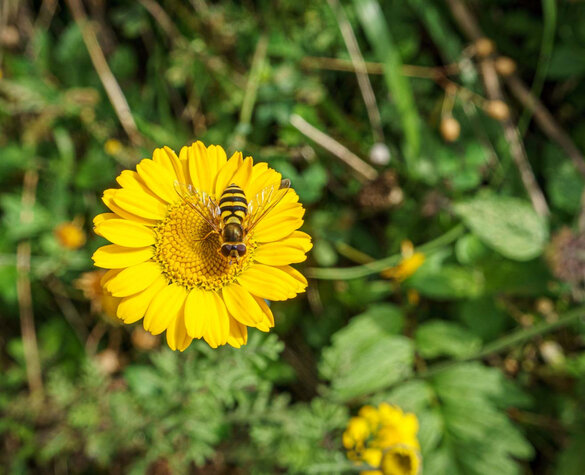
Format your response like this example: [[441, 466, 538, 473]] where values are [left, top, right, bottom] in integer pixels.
[[92, 141, 312, 351]]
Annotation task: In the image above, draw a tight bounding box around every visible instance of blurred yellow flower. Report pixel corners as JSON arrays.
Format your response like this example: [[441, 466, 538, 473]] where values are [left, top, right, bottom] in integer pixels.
[[381, 241, 425, 282], [343, 403, 421, 475], [104, 138, 123, 156], [55, 221, 86, 250], [92, 142, 311, 351], [74, 270, 121, 321]]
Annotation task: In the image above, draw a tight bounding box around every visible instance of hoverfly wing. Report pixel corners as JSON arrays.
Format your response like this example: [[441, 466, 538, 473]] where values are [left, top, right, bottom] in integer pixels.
[[246, 179, 291, 234], [173, 181, 221, 232]]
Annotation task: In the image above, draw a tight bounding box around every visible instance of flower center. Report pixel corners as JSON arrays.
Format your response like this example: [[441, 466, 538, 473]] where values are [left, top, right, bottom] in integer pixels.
[[153, 202, 256, 291]]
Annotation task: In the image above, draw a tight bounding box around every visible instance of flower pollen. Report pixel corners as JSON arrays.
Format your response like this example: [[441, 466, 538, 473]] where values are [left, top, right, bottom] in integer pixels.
[[153, 201, 256, 291]]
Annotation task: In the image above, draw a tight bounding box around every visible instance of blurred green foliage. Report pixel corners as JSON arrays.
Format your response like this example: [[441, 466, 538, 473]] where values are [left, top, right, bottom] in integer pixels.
[[1, 0, 585, 473]]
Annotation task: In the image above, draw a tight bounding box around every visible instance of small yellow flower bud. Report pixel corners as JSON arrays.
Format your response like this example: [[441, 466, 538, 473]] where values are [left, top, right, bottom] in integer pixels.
[[475, 37, 496, 57], [55, 222, 86, 250], [484, 100, 510, 121], [440, 116, 461, 142], [495, 56, 517, 76], [104, 138, 123, 156]]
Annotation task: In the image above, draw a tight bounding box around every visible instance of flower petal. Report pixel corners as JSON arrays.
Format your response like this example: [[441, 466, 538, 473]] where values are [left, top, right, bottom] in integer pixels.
[[102, 189, 157, 226], [154, 146, 186, 185], [214, 151, 243, 197], [202, 291, 229, 348], [278, 265, 309, 288], [222, 283, 272, 329], [228, 156, 253, 193], [116, 170, 144, 191], [245, 166, 281, 201], [104, 261, 163, 297], [254, 231, 312, 265], [94, 219, 156, 247], [143, 282, 188, 335], [186, 142, 212, 194], [112, 188, 168, 221], [166, 304, 193, 351], [227, 316, 248, 348], [253, 211, 304, 242], [237, 264, 306, 301], [92, 244, 154, 269], [136, 157, 177, 204], [116, 274, 168, 323], [184, 288, 209, 339], [253, 296, 274, 331]]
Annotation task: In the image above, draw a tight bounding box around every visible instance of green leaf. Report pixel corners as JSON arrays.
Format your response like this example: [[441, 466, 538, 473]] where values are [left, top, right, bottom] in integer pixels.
[[320, 305, 413, 401], [454, 193, 549, 261], [415, 320, 482, 359]]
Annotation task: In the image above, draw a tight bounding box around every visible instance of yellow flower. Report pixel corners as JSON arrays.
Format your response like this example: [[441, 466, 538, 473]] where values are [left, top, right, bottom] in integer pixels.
[[55, 221, 86, 250], [381, 241, 425, 282], [74, 270, 121, 321], [92, 142, 312, 351], [343, 403, 421, 475], [104, 138, 123, 156]]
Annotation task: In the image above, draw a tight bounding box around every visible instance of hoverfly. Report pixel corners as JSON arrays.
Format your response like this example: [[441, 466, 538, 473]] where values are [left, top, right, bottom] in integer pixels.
[[174, 179, 291, 263]]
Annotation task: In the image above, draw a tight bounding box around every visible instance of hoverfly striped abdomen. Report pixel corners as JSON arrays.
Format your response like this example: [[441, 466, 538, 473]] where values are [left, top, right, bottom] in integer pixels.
[[219, 184, 248, 259]]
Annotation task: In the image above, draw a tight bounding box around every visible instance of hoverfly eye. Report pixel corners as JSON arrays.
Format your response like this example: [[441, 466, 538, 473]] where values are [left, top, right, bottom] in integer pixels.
[[236, 244, 246, 257], [220, 246, 231, 257]]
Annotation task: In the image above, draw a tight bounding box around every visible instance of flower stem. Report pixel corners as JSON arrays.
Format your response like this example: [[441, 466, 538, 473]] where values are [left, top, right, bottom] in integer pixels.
[[420, 304, 585, 379], [307, 224, 465, 280]]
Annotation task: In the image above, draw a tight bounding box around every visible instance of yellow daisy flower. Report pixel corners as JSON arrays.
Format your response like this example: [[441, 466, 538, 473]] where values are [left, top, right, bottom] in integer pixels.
[[92, 142, 312, 351], [381, 240, 425, 283], [343, 403, 421, 475], [55, 221, 86, 250]]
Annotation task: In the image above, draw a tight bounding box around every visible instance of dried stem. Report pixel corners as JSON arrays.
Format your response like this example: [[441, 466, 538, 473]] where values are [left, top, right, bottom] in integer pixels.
[[505, 74, 585, 178], [328, 0, 384, 143], [290, 114, 378, 182], [17, 169, 43, 396], [445, 0, 549, 217], [66, 0, 142, 146]]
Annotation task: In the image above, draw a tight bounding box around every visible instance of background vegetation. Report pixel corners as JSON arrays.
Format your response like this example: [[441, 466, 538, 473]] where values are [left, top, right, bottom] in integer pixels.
[[2, 0, 585, 473]]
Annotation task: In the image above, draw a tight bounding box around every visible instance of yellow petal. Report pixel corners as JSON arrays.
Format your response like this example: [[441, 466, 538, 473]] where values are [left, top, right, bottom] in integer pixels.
[[136, 157, 177, 204], [116, 170, 144, 191], [228, 155, 253, 193], [253, 296, 275, 331], [154, 147, 186, 185], [112, 188, 168, 221], [253, 212, 304, 243], [117, 274, 168, 323], [104, 261, 163, 297], [187, 142, 212, 194], [278, 265, 308, 288], [245, 166, 281, 202], [221, 283, 271, 329], [214, 151, 243, 197], [102, 189, 158, 226], [92, 244, 153, 269], [143, 282, 188, 335], [254, 231, 312, 265], [93, 213, 118, 237], [94, 219, 156, 247], [184, 288, 209, 339], [227, 316, 248, 348], [100, 268, 121, 287], [202, 291, 230, 348], [166, 304, 193, 351], [237, 264, 304, 301]]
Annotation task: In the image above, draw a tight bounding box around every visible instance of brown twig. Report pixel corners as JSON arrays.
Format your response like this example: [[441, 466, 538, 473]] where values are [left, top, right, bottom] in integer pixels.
[[328, 0, 384, 143], [66, 0, 142, 146], [290, 114, 378, 182], [505, 74, 585, 179], [17, 169, 43, 396], [445, 0, 549, 217]]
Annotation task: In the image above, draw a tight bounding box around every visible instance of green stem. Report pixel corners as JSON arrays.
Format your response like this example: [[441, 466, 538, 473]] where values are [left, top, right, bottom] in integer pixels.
[[420, 304, 585, 379], [307, 224, 465, 280]]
